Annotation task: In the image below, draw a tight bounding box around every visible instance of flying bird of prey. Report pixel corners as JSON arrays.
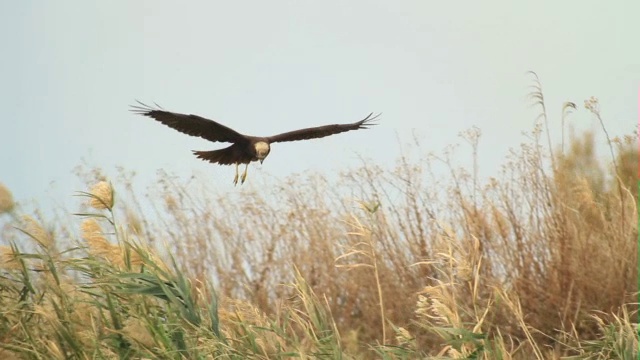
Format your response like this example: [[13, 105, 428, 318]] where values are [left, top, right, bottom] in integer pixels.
[[131, 102, 380, 185]]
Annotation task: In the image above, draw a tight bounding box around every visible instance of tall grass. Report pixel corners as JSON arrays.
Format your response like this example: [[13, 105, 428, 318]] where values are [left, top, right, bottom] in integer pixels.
[[0, 92, 637, 358]]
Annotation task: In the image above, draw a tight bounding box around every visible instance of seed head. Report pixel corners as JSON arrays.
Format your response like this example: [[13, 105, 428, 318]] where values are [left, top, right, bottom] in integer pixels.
[[0, 246, 21, 270], [22, 215, 54, 249], [0, 182, 15, 214], [89, 181, 114, 210]]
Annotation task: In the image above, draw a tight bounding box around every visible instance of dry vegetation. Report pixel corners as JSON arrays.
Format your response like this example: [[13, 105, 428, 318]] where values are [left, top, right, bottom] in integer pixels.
[[0, 90, 637, 359]]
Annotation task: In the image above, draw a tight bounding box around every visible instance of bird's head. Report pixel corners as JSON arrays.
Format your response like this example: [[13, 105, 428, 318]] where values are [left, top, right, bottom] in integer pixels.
[[254, 141, 270, 164]]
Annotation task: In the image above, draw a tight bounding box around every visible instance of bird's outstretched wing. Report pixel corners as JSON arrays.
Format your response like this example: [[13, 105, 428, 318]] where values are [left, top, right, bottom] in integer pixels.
[[130, 101, 248, 143], [266, 113, 380, 143]]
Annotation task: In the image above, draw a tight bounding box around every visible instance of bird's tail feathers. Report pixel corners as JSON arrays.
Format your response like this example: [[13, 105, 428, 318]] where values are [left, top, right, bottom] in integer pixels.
[[192, 145, 241, 166]]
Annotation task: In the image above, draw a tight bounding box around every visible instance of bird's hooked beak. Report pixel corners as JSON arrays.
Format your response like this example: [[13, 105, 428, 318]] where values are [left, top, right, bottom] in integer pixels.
[[260, 159, 264, 164]]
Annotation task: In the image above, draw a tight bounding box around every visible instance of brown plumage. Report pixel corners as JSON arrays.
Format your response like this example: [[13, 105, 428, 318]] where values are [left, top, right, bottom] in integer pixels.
[[131, 101, 379, 185]]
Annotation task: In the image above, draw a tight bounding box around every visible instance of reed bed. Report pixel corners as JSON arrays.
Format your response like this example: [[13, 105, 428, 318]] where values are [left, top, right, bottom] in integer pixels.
[[0, 92, 637, 359]]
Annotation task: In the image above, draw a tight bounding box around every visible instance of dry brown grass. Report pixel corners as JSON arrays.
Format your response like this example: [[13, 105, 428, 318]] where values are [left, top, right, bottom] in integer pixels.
[[0, 94, 637, 358], [63, 120, 637, 358]]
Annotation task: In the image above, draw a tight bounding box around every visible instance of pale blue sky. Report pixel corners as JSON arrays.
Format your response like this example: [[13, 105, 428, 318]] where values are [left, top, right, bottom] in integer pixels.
[[1, 1, 637, 207]]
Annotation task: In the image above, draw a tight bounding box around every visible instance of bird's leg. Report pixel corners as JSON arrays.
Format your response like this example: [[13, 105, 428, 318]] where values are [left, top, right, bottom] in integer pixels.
[[233, 163, 239, 186], [241, 164, 249, 184]]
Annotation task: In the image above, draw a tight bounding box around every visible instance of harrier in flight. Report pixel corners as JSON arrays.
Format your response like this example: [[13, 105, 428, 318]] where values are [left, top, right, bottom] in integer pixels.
[[131, 102, 379, 185]]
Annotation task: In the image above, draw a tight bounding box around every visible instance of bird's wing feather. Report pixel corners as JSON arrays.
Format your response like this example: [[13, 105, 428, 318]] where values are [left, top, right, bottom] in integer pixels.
[[131, 101, 247, 143], [266, 113, 380, 143]]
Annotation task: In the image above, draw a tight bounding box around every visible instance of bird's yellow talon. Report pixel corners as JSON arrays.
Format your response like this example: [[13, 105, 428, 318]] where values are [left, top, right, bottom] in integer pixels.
[[233, 163, 240, 185], [240, 164, 249, 184]]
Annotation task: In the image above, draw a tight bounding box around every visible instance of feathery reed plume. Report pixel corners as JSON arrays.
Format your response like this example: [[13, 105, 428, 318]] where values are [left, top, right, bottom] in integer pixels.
[[560, 101, 577, 156], [80, 218, 123, 265], [0, 245, 21, 270], [527, 71, 555, 171], [21, 215, 54, 250], [80, 218, 105, 243], [393, 325, 413, 347], [88, 181, 114, 210], [335, 209, 387, 344], [0, 182, 14, 214]]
